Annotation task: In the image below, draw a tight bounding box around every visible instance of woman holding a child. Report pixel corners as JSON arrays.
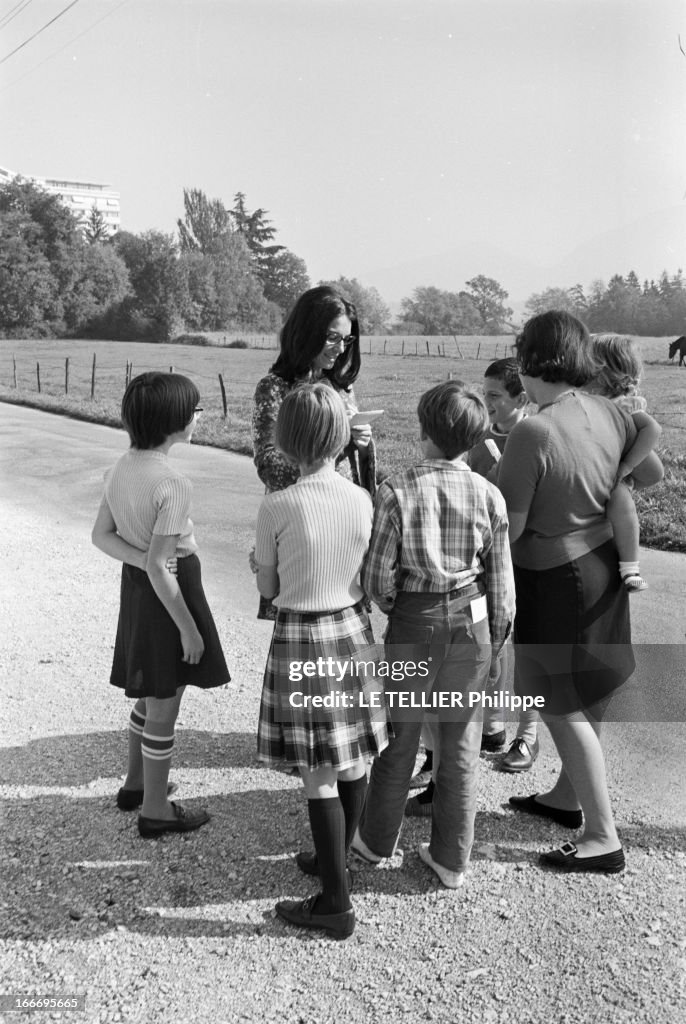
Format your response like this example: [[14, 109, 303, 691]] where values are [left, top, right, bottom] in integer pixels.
[[497, 310, 661, 874]]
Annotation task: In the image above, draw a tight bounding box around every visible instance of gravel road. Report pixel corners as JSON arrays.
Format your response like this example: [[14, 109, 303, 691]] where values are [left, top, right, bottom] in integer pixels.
[[1, 405, 684, 1024]]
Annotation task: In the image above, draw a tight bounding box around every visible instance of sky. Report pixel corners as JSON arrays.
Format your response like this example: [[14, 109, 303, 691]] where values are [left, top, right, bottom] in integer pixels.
[[2, 0, 685, 303]]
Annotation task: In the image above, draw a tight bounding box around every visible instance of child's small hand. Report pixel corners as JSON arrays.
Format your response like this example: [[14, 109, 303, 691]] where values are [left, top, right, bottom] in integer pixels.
[[165, 556, 178, 575], [248, 547, 259, 574], [181, 626, 204, 664]]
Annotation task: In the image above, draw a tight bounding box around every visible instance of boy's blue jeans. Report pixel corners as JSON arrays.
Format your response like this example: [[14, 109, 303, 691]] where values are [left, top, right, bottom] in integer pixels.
[[359, 585, 490, 873]]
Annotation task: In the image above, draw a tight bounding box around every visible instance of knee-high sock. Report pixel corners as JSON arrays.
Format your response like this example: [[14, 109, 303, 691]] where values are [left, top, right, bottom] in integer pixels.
[[125, 701, 146, 788], [307, 797, 351, 914], [337, 775, 368, 854], [140, 723, 175, 816]]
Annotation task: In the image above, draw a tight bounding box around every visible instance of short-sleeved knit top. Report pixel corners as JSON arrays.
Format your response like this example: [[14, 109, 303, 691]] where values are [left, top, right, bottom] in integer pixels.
[[255, 469, 373, 612], [104, 449, 198, 556], [497, 391, 636, 570]]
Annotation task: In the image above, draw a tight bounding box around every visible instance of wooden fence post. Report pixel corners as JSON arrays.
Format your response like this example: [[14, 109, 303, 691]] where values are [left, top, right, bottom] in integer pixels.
[[453, 335, 463, 358], [91, 353, 96, 399], [476, 342, 481, 360], [169, 366, 174, 373], [218, 373, 228, 418], [36, 362, 41, 393], [65, 357, 69, 394], [383, 339, 387, 355], [401, 340, 405, 356], [13, 355, 17, 388], [426, 340, 430, 357]]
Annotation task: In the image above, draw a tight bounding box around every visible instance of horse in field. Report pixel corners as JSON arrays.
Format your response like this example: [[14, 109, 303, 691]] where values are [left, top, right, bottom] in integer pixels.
[[668, 336, 686, 365]]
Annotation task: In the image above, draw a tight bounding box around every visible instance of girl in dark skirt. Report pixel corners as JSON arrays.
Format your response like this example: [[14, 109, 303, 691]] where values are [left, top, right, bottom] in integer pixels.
[[255, 383, 389, 939], [92, 372, 230, 838]]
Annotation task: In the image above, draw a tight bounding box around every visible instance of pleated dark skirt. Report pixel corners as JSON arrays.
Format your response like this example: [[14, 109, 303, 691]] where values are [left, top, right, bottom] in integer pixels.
[[257, 601, 390, 771], [513, 540, 635, 716], [110, 554, 230, 699]]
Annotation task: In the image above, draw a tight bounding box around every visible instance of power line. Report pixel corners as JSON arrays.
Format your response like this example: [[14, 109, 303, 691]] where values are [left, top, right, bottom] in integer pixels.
[[0, 0, 35, 30], [0, 0, 130, 90], [0, 0, 81, 66]]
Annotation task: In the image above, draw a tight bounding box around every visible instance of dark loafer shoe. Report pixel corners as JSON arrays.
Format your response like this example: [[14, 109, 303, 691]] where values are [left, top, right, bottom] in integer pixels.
[[275, 894, 355, 939], [138, 801, 210, 838], [509, 793, 583, 829], [499, 737, 540, 773], [540, 841, 625, 874], [295, 851, 354, 891], [117, 782, 178, 811]]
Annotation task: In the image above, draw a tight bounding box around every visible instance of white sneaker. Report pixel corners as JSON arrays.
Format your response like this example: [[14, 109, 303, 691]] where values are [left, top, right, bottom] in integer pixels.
[[623, 574, 648, 592], [418, 843, 465, 889]]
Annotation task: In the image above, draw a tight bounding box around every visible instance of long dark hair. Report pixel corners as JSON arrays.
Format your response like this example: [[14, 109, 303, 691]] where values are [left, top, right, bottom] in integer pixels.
[[270, 285, 361, 388]]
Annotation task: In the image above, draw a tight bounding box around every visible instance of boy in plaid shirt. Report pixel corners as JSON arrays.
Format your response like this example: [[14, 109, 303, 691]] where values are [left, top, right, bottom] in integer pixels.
[[352, 380, 515, 887]]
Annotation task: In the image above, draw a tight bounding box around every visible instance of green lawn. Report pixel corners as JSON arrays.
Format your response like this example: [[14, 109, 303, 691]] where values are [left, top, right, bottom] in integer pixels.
[[1, 335, 684, 551]]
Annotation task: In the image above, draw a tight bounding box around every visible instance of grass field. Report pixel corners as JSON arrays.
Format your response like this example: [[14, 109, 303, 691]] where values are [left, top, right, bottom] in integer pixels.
[[1, 335, 684, 552]]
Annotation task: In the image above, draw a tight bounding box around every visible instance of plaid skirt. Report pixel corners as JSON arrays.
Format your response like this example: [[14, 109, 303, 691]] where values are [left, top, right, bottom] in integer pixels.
[[257, 601, 390, 772], [110, 554, 230, 699]]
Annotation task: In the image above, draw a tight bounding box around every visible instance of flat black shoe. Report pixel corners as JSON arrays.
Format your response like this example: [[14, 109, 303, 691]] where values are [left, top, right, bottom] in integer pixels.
[[294, 851, 354, 891], [275, 894, 355, 939], [116, 782, 178, 811], [540, 841, 625, 874], [509, 793, 583, 830], [138, 801, 210, 838]]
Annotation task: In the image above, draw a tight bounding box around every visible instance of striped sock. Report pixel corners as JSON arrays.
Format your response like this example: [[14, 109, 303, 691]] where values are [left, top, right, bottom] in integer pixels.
[[140, 729, 175, 817], [128, 707, 146, 737], [141, 731, 175, 762]]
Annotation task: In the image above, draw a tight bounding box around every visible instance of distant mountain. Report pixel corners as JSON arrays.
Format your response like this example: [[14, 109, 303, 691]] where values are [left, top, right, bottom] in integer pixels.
[[545, 205, 686, 292], [362, 205, 686, 309], [361, 240, 544, 308]]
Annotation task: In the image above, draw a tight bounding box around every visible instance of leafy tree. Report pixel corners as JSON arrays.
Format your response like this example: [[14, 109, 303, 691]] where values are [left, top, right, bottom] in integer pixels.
[[525, 285, 587, 318], [177, 188, 235, 255], [262, 249, 310, 313], [230, 191, 284, 281], [113, 230, 189, 340], [83, 205, 110, 245], [65, 244, 131, 332], [399, 286, 482, 335], [464, 275, 513, 333], [318, 276, 390, 334], [0, 214, 56, 335], [0, 178, 86, 334]]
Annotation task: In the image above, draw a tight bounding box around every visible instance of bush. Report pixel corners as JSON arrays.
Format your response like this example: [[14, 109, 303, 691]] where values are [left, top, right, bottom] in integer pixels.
[[227, 339, 249, 349], [170, 333, 212, 346]]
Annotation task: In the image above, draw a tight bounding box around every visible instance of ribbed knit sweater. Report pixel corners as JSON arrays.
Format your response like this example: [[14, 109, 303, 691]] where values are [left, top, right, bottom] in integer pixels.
[[104, 448, 197, 556], [255, 468, 373, 611]]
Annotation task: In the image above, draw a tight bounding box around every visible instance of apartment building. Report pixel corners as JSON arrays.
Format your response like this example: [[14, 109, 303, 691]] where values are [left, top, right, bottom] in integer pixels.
[[0, 164, 121, 235]]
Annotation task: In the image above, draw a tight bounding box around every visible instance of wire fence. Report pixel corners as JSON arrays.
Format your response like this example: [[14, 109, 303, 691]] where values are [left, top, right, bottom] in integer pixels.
[[0, 335, 517, 417]]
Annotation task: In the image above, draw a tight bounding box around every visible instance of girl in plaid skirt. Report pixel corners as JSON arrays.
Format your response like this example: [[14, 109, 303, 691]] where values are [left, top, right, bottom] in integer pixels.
[[254, 383, 389, 939]]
